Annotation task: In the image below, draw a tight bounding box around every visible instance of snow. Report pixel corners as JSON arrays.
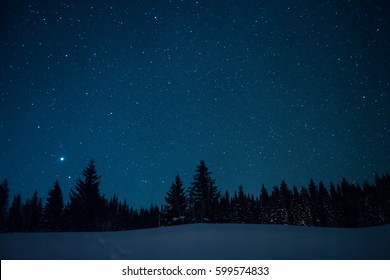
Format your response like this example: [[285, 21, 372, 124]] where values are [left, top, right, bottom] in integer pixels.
[[1, 224, 389, 260]]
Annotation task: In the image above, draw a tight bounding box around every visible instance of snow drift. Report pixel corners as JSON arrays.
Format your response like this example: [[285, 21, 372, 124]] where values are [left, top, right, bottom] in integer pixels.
[[1, 223, 389, 260]]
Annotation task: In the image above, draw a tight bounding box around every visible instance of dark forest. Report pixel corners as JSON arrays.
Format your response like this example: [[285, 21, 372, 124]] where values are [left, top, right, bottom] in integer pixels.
[[1, 160, 389, 232]]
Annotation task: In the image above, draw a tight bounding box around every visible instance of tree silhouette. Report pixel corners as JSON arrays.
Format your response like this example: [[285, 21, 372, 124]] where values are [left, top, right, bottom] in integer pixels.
[[0, 179, 9, 232], [164, 175, 187, 225], [7, 194, 23, 232], [270, 182, 291, 225], [259, 184, 270, 224], [318, 182, 334, 226], [43, 180, 64, 231], [231, 185, 254, 223], [23, 190, 43, 232], [308, 179, 320, 226], [68, 160, 105, 231], [2, 159, 390, 231], [188, 160, 220, 222]]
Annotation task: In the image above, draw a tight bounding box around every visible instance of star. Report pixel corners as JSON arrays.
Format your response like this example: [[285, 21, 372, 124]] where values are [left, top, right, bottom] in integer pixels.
[[60, 157, 65, 162]]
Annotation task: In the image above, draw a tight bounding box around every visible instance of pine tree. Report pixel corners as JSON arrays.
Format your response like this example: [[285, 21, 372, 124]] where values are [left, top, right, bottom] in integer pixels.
[[317, 182, 334, 226], [216, 190, 231, 223], [68, 160, 105, 231], [280, 180, 292, 224], [340, 179, 363, 227], [298, 186, 313, 225], [291, 186, 305, 225], [362, 181, 381, 226], [270, 186, 281, 224], [188, 160, 220, 222], [231, 185, 254, 223], [259, 184, 270, 224], [117, 200, 130, 230], [0, 179, 9, 232], [7, 194, 23, 232], [164, 175, 187, 225], [269, 181, 291, 224], [376, 172, 390, 223], [105, 194, 119, 230], [23, 191, 43, 232], [308, 179, 320, 226], [43, 180, 64, 231], [149, 204, 160, 228]]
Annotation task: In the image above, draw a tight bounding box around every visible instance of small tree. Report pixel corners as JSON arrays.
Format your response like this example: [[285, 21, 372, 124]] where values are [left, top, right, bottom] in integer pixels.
[[0, 179, 9, 231], [259, 184, 270, 224], [23, 190, 43, 232], [164, 175, 187, 225], [7, 194, 23, 232], [43, 180, 64, 231], [308, 179, 320, 226]]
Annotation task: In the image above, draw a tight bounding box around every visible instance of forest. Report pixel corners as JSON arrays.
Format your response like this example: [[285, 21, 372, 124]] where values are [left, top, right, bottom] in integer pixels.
[[0, 160, 389, 232]]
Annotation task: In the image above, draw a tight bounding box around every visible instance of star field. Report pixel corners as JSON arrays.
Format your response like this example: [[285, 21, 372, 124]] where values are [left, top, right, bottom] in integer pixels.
[[1, 0, 389, 209]]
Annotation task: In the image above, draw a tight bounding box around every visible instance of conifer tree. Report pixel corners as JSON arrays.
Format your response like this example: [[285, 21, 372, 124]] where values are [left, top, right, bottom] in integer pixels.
[[7, 194, 23, 232], [270, 186, 281, 224], [43, 180, 64, 231], [231, 185, 253, 223], [68, 160, 105, 231], [259, 184, 270, 223], [291, 186, 304, 225], [329, 182, 342, 226], [270, 181, 291, 224], [117, 199, 130, 230], [23, 190, 43, 232], [280, 180, 292, 224], [376, 172, 390, 223], [362, 181, 381, 226], [216, 190, 231, 223], [164, 175, 187, 225], [188, 160, 220, 222], [299, 186, 312, 225], [105, 194, 119, 230], [308, 179, 320, 226], [318, 182, 334, 226], [0, 179, 9, 232]]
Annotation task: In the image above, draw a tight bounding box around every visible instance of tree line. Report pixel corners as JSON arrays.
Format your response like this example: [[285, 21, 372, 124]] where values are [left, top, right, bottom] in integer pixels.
[[0, 159, 389, 232]]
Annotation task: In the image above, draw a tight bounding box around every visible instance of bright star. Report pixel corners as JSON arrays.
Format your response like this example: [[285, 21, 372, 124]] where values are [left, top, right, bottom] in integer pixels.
[[60, 157, 65, 161]]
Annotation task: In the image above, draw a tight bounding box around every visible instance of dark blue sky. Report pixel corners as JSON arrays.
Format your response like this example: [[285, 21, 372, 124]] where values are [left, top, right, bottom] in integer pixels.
[[1, 0, 389, 209]]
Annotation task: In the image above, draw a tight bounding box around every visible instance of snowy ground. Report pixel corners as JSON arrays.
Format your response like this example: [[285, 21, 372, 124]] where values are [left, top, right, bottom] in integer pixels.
[[1, 224, 389, 260]]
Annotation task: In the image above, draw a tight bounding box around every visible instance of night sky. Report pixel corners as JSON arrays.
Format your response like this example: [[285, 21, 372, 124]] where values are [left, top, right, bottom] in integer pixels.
[[1, 0, 389, 209]]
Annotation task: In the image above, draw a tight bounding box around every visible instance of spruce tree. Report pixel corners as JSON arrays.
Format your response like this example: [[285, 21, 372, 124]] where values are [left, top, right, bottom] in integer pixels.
[[329, 182, 343, 227], [106, 194, 119, 230], [23, 191, 43, 232], [291, 186, 303, 225], [280, 180, 292, 224], [164, 175, 187, 225], [68, 160, 105, 231], [7, 194, 23, 232], [43, 180, 64, 231], [188, 160, 220, 222], [362, 181, 381, 226], [269, 186, 281, 224], [216, 190, 231, 223], [299, 186, 313, 225], [308, 179, 320, 226], [270, 181, 291, 224], [0, 179, 9, 231], [259, 184, 270, 224], [318, 182, 334, 226], [231, 185, 253, 223]]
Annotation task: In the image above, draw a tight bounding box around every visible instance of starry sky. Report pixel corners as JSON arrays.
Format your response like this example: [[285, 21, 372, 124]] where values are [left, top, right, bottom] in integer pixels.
[[1, 0, 389, 209]]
